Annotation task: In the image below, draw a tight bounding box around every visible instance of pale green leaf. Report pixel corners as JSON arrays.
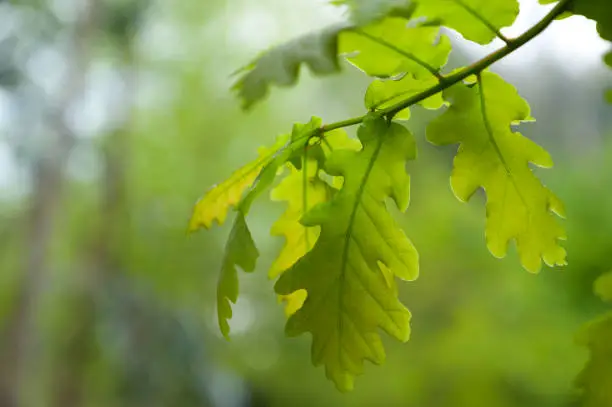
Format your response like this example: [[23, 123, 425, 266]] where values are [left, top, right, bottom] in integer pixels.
[[413, 0, 519, 44], [427, 72, 566, 272], [233, 24, 350, 109], [275, 115, 418, 392], [339, 18, 451, 79], [217, 213, 259, 339]]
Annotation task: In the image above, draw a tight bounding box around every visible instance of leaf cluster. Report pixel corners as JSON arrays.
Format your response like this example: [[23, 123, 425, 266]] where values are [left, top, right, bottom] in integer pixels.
[[189, 0, 611, 393]]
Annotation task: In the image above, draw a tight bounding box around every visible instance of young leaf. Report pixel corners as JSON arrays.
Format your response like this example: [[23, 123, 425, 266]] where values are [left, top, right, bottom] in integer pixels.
[[232, 24, 350, 109], [575, 271, 612, 407], [274, 115, 419, 392], [365, 74, 446, 119], [270, 129, 361, 315], [427, 72, 566, 272], [339, 18, 451, 79], [269, 161, 330, 316], [238, 117, 323, 214], [412, 0, 519, 44], [216, 213, 259, 339], [188, 135, 289, 232]]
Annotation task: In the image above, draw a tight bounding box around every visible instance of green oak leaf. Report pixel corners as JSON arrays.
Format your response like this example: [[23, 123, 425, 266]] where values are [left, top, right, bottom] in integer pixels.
[[216, 213, 259, 339], [427, 72, 566, 272], [275, 115, 419, 392], [575, 271, 612, 407], [413, 0, 519, 45], [233, 24, 350, 109], [339, 17, 451, 79]]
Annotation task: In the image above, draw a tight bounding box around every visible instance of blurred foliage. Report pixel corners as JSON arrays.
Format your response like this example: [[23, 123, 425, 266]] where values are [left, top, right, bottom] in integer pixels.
[[0, 0, 610, 406]]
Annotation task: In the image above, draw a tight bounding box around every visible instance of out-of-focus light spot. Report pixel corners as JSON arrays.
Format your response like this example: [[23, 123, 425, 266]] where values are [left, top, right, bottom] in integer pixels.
[[244, 335, 280, 371], [137, 18, 190, 61], [212, 295, 255, 337], [49, 0, 84, 25], [228, 9, 279, 51], [25, 46, 68, 97], [0, 4, 18, 42], [0, 89, 13, 130], [66, 142, 101, 183], [207, 370, 248, 407], [65, 63, 128, 138], [0, 142, 23, 200]]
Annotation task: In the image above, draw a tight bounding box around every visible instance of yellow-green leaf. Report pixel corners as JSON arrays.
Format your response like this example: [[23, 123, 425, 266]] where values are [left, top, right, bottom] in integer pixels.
[[275, 115, 419, 392], [188, 135, 288, 232], [427, 72, 566, 272], [216, 213, 259, 339]]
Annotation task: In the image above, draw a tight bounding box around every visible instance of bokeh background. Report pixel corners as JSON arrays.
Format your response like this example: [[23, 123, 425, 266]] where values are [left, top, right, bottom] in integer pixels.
[[0, 0, 611, 406]]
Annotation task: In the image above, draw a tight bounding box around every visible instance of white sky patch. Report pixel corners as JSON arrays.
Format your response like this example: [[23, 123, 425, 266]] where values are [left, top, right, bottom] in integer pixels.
[[458, 0, 610, 75], [223, 0, 345, 52]]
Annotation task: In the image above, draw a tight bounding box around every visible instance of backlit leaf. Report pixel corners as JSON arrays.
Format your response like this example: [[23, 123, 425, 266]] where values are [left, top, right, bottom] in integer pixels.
[[275, 115, 419, 392], [413, 0, 519, 44], [216, 213, 259, 339], [339, 18, 451, 79], [427, 72, 566, 272]]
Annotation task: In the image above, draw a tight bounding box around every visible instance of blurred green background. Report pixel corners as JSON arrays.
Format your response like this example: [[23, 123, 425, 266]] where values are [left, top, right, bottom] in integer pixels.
[[0, 0, 611, 406]]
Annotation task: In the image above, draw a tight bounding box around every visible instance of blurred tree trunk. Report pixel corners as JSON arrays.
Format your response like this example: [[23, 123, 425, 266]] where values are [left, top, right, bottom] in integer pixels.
[[0, 3, 97, 406], [51, 9, 137, 406]]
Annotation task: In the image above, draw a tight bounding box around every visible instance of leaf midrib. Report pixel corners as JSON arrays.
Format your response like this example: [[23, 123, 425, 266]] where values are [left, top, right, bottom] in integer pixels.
[[337, 132, 386, 369]]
